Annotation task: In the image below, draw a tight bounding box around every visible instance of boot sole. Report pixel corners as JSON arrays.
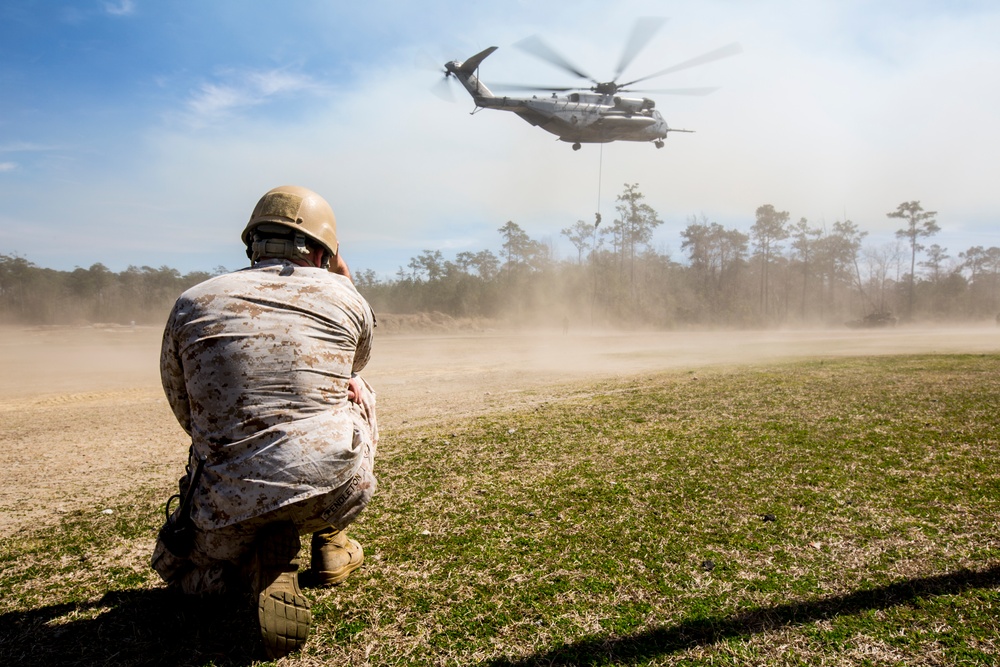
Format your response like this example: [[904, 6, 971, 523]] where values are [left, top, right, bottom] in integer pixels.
[[259, 583, 312, 659], [253, 523, 312, 659]]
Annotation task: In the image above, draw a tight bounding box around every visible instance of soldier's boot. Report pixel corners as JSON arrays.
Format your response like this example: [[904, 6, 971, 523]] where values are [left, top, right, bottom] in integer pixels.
[[310, 527, 364, 587], [250, 521, 311, 659]]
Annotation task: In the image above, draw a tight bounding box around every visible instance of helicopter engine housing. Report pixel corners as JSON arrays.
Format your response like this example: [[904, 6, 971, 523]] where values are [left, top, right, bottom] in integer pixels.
[[613, 96, 656, 113]]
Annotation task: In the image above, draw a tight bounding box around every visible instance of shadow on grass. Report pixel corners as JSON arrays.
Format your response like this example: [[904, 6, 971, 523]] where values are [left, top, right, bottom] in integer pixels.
[[0, 587, 261, 667], [485, 564, 1000, 666], [3, 565, 998, 666]]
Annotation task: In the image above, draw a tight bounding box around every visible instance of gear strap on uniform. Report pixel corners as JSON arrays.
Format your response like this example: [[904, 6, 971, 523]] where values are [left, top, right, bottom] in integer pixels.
[[158, 450, 207, 558]]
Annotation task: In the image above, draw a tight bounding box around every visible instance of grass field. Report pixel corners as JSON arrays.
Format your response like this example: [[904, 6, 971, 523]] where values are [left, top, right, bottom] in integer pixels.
[[2, 354, 999, 666]]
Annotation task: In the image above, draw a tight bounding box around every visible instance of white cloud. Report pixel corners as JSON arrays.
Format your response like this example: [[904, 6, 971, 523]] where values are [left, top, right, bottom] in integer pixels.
[[248, 70, 323, 97], [103, 0, 136, 17], [181, 69, 328, 126], [186, 83, 248, 119], [0, 162, 18, 172]]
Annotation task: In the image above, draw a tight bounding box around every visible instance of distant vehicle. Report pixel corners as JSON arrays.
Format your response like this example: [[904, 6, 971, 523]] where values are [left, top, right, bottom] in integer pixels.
[[846, 312, 898, 329], [439, 18, 741, 150]]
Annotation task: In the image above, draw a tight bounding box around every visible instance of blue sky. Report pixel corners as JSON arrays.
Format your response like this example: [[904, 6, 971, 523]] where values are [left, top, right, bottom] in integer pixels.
[[2, 0, 998, 277]]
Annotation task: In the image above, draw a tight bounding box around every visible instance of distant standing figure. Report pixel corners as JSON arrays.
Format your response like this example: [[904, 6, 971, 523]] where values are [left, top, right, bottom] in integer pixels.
[[151, 185, 378, 659]]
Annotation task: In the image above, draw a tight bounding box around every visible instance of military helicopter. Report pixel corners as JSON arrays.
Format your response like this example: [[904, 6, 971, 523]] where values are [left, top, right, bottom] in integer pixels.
[[440, 18, 741, 150]]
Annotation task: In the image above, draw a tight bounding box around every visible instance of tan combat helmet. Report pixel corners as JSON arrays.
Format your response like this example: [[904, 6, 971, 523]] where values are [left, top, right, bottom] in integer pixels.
[[242, 185, 339, 267]]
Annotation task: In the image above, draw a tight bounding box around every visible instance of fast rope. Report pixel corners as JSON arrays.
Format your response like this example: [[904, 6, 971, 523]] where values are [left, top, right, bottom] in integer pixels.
[[595, 142, 604, 229], [591, 142, 604, 327]]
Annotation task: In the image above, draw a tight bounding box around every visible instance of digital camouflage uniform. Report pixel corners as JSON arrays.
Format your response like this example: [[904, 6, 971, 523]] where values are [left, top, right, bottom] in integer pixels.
[[152, 258, 377, 594]]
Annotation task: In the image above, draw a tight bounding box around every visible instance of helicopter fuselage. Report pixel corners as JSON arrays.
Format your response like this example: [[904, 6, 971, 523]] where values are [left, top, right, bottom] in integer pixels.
[[445, 47, 680, 150], [477, 91, 668, 146]]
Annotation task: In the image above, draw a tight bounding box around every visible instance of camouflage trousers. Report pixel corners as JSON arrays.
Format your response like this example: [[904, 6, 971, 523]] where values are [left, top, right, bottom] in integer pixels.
[[151, 440, 376, 596]]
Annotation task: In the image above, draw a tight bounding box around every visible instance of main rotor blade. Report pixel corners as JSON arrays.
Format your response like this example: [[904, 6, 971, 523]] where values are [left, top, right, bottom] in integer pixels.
[[491, 83, 581, 93], [621, 42, 743, 88], [625, 86, 719, 96], [514, 35, 595, 82], [614, 16, 668, 81]]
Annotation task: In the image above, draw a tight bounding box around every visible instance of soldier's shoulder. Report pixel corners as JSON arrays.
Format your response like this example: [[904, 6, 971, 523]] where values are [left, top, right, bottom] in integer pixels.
[[171, 269, 258, 307]]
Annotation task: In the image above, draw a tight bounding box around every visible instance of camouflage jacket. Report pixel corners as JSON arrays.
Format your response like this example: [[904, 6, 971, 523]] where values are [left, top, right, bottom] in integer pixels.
[[160, 259, 375, 530]]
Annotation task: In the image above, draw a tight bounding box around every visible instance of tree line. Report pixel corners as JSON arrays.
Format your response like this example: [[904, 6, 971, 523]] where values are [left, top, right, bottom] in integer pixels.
[[357, 186, 1000, 328], [0, 258, 217, 325], [2, 184, 999, 328]]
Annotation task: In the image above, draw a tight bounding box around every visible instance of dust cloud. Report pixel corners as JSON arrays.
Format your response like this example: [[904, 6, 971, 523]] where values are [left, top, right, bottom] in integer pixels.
[[1, 323, 998, 536], [364, 324, 1000, 425]]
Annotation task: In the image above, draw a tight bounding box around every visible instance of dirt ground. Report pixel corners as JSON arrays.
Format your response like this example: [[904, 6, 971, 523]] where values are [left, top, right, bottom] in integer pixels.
[[2, 323, 998, 538]]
